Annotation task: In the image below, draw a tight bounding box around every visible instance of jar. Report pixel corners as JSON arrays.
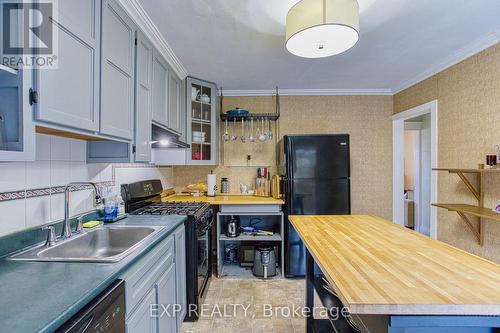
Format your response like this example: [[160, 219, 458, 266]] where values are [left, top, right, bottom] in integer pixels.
[[221, 178, 230, 194]]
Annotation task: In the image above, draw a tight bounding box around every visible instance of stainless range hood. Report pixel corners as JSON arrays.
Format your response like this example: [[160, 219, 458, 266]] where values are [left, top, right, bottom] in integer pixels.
[[151, 125, 189, 149]]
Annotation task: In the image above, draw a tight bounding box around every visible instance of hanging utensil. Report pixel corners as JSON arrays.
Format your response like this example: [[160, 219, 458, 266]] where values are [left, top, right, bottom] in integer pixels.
[[249, 118, 255, 143], [241, 118, 246, 143], [259, 118, 266, 142], [223, 119, 230, 142], [231, 118, 237, 141], [268, 118, 273, 141]]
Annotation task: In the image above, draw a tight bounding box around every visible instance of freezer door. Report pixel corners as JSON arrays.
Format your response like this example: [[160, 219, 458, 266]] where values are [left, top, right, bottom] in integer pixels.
[[285, 179, 350, 277], [285, 135, 350, 180]]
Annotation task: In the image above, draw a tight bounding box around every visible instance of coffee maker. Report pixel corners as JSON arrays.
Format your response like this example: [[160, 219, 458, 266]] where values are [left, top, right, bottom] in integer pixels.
[[225, 215, 240, 238]]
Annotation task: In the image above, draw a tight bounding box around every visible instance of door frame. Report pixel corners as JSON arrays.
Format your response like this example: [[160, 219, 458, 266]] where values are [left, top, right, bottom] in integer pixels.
[[392, 100, 438, 239], [404, 123, 422, 231]]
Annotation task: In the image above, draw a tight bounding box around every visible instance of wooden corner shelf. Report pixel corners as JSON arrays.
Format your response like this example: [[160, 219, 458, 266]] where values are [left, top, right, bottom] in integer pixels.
[[433, 168, 500, 174], [432, 204, 500, 222], [433, 167, 500, 246]]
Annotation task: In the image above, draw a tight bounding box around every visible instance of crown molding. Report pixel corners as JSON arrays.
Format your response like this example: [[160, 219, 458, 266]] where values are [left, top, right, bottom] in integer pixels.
[[393, 33, 500, 94], [221, 88, 393, 97], [119, 0, 188, 79]]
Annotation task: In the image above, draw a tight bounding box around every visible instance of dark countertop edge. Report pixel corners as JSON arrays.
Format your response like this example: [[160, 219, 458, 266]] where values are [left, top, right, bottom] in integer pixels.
[[35, 217, 187, 333]]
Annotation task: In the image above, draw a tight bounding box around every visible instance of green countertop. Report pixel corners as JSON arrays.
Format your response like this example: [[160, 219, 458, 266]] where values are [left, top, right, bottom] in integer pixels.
[[0, 215, 186, 333]]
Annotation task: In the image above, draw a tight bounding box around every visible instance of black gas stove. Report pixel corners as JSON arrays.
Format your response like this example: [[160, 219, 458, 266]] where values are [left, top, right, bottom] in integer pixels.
[[121, 180, 213, 322], [133, 202, 208, 217]]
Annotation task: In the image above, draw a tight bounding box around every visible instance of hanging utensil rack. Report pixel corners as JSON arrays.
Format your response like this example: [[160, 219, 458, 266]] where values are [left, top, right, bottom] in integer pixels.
[[219, 87, 281, 121]]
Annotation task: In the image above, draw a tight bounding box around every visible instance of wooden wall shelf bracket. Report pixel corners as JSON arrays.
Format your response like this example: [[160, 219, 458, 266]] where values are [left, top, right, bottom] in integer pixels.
[[456, 211, 483, 245], [432, 168, 494, 246], [455, 172, 481, 201]]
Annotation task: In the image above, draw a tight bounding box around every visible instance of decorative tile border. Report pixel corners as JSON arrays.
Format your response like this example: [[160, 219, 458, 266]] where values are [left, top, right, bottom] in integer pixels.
[[0, 163, 158, 202]]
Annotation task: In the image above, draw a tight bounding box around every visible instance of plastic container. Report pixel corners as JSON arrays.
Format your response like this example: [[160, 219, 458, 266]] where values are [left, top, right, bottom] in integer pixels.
[[103, 197, 116, 222]]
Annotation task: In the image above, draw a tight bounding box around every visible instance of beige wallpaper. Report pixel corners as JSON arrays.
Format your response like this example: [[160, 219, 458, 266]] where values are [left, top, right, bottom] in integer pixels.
[[394, 43, 500, 262], [173, 95, 394, 220]]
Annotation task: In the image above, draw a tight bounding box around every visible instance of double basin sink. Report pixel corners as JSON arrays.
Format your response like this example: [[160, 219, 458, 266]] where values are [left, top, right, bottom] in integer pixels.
[[9, 225, 164, 263]]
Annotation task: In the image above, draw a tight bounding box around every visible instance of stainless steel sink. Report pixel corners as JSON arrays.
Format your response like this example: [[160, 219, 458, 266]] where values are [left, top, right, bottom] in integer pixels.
[[8, 226, 164, 263]]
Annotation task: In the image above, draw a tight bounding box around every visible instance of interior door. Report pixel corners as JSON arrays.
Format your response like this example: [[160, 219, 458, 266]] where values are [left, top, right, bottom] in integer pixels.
[[34, 0, 100, 132], [100, 0, 136, 139]]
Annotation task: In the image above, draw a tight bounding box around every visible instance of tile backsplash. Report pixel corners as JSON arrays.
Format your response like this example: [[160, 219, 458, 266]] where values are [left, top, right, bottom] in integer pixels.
[[0, 134, 173, 237]]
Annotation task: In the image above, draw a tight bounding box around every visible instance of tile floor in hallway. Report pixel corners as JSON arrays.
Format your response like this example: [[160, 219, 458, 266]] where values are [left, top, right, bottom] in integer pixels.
[[180, 278, 313, 333]]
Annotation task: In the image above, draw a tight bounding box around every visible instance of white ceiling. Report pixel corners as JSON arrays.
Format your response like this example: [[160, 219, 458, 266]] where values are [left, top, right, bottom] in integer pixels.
[[139, 0, 500, 93]]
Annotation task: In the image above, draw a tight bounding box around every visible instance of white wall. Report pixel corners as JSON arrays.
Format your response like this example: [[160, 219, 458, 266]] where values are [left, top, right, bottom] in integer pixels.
[[0, 134, 173, 237]]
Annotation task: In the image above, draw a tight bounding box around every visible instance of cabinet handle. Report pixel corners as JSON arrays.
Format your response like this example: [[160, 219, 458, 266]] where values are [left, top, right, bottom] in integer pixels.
[[29, 89, 38, 106]]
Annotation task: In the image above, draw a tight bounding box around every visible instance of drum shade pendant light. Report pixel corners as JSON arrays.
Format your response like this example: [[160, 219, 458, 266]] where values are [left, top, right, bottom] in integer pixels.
[[286, 0, 359, 58]]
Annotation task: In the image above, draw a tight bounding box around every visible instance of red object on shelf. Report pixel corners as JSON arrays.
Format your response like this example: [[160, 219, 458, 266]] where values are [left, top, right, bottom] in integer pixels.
[[192, 152, 202, 160]]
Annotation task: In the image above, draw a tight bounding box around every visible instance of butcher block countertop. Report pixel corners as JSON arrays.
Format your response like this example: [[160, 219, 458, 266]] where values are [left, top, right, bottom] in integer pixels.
[[162, 194, 284, 205], [289, 215, 500, 316]]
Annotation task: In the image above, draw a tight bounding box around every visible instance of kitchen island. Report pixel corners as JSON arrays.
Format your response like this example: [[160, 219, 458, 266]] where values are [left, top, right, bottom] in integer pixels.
[[289, 215, 500, 333]]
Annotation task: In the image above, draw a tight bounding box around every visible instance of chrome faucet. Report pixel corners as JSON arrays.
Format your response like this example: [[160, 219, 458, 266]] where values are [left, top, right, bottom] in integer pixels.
[[63, 182, 102, 239]]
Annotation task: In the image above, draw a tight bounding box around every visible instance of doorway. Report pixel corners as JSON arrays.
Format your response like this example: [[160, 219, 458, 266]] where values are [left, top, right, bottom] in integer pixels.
[[393, 101, 438, 239]]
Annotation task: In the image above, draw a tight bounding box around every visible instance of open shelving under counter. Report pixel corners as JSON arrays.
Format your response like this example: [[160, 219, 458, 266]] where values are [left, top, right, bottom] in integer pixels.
[[219, 232, 282, 242], [216, 208, 284, 279]]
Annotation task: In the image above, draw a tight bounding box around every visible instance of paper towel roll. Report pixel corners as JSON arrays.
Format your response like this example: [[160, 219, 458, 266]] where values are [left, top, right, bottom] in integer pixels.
[[207, 173, 217, 197]]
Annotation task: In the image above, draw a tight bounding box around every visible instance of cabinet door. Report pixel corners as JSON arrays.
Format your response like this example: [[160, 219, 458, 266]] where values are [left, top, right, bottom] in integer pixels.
[[157, 264, 177, 333], [152, 50, 169, 128], [134, 31, 153, 162], [126, 287, 158, 333], [174, 225, 187, 329], [100, 0, 136, 140], [179, 80, 187, 143], [34, 0, 100, 132], [168, 72, 182, 135], [186, 77, 218, 165]]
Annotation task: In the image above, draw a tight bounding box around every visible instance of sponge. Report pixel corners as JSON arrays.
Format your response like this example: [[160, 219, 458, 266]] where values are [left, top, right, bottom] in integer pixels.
[[83, 221, 100, 229]]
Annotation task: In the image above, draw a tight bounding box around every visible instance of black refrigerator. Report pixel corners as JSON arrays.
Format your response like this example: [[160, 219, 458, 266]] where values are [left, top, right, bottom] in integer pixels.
[[281, 135, 351, 277]]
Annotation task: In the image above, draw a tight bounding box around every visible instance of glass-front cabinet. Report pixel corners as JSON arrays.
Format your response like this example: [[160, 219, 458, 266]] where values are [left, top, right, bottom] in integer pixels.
[[186, 77, 217, 165]]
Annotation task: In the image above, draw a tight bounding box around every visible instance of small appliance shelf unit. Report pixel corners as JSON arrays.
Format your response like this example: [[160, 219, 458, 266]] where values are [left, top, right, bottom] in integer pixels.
[[432, 167, 500, 245]]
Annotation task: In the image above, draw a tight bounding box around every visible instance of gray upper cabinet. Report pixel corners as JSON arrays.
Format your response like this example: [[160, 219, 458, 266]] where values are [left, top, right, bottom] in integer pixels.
[[168, 72, 182, 135], [34, 0, 100, 132], [152, 50, 169, 128], [100, 0, 137, 140], [134, 31, 153, 162]]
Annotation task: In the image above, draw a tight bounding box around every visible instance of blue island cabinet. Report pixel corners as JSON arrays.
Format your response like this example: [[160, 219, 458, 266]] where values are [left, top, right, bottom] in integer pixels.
[[304, 249, 500, 333]]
